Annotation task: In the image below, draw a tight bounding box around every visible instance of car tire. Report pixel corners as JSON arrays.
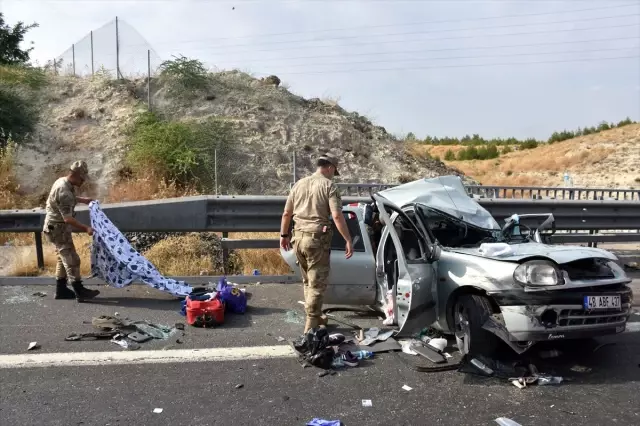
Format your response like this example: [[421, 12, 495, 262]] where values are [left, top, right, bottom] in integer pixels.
[[453, 294, 501, 357]]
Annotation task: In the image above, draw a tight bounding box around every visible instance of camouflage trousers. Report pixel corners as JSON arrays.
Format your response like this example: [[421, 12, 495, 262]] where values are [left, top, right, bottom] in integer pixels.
[[44, 222, 82, 282], [293, 230, 332, 332]]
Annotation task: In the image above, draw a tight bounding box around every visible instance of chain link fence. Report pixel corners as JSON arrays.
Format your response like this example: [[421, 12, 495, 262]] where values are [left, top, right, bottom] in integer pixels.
[[53, 17, 164, 79], [212, 148, 298, 195]]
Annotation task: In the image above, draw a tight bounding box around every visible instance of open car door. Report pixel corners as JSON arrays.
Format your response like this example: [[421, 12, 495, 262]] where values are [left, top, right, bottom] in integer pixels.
[[372, 193, 439, 336], [280, 205, 377, 306]]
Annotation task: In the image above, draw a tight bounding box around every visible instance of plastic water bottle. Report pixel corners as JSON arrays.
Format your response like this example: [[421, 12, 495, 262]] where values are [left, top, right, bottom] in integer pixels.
[[353, 350, 374, 360]]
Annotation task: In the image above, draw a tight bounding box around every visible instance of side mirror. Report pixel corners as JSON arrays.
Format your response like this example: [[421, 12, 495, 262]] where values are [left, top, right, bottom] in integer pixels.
[[430, 244, 441, 262]]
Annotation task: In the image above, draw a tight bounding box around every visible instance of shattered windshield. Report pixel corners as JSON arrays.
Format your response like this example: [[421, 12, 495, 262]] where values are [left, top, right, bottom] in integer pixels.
[[415, 204, 503, 248]]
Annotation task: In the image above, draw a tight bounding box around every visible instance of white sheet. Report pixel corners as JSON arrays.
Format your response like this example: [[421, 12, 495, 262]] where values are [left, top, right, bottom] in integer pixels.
[[89, 201, 193, 297]]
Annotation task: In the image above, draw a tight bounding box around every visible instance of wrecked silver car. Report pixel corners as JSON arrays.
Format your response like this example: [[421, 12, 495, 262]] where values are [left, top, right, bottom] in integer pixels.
[[281, 176, 633, 355]]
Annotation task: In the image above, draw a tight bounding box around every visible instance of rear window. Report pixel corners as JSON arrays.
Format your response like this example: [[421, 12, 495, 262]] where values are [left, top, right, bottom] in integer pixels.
[[291, 212, 366, 252], [331, 212, 366, 252]]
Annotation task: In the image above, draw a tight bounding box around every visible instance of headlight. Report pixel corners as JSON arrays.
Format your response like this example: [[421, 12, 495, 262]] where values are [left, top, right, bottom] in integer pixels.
[[514, 260, 563, 286]]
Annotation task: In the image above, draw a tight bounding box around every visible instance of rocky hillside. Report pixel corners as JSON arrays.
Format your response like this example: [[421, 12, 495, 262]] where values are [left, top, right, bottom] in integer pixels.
[[10, 70, 461, 202], [413, 123, 640, 188]]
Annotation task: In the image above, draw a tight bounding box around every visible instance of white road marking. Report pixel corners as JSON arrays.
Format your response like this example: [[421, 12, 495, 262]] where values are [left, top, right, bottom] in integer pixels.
[[0, 345, 297, 369]]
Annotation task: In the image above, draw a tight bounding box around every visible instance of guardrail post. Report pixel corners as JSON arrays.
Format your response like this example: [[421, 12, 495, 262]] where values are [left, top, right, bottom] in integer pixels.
[[34, 232, 45, 270], [222, 231, 229, 275]]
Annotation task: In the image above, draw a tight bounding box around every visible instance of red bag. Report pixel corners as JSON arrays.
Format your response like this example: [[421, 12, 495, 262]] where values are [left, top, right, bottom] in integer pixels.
[[186, 296, 225, 327]]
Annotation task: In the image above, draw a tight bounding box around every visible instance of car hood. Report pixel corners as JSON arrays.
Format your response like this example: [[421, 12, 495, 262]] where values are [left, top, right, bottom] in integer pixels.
[[450, 242, 619, 264], [376, 175, 501, 230]]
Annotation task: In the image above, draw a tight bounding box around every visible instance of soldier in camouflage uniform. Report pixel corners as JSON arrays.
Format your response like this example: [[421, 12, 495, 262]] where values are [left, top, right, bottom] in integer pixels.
[[43, 161, 100, 302], [280, 155, 353, 333]]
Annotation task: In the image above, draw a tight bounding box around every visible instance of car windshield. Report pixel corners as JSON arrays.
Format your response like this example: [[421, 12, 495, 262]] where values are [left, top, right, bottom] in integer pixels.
[[415, 204, 504, 248]]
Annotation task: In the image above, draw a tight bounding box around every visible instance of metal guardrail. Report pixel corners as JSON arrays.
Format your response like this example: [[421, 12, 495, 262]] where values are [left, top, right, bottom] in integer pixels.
[[1, 196, 639, 272], [3, 196, 640, 233], [337, 183, 640, 201]]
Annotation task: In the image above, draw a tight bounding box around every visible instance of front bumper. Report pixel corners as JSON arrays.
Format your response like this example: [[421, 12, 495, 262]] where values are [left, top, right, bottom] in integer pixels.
[[486, 284, 633, 345]]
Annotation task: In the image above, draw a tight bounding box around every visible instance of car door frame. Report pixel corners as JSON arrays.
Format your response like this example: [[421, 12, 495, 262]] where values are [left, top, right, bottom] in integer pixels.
[[372, 193, 439, 336]]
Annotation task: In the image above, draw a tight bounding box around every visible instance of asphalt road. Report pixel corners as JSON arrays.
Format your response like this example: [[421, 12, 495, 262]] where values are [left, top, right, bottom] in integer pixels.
[[1, 278, 639, 426]]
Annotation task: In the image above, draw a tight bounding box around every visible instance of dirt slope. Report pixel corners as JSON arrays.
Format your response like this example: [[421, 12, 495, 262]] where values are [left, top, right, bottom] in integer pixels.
[[419, 124, 640, 188], [11, 71, 462, 201]]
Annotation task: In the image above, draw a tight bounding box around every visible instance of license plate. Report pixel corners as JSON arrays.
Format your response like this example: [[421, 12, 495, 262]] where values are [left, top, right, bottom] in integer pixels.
[[583, 295, 621, 310]]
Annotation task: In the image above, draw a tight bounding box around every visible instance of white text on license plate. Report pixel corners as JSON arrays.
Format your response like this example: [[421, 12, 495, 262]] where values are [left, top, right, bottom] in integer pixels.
[[583, 295, 621, 310]]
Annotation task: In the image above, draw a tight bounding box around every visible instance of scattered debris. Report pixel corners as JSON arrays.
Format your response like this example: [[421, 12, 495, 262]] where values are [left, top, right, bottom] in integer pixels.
[[359, 327, 395, 346], [128, 331, 153, 343], [72, 315, 177, 348], [27, 342, 39, 351], [511, 379, 526, 389], [317, 371, 330, 378], [426, 337, 447, 352], [297, 301, 305, 305], [402, 385, 413, 391], [65, 331, 119, 341], [175, 322, 185, 331], [538, 376, 563, 386], [276, 336, 286, 342], [361, 399, 373, 407], [306, 419, 342, 426], [153, 408, 163, 414], [538, 349, 562, 359], [32, 291, 47, 297], [235, 384, 244, 389], [285, 310, 303, 324], [462, 355, 564, 388], [470, 358, 494, 375], [413, 342, 446, 364], [495, 418, 522, 426], [111, 335, 140, 350], [570, 365, 592, 373], [399, 340, 419, 355]]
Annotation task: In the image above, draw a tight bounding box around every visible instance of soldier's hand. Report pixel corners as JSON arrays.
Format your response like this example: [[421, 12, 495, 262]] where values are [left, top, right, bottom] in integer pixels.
[[86, 227, 94, 237], [345, 240, 353, 259], [280, 236, 291, 251]]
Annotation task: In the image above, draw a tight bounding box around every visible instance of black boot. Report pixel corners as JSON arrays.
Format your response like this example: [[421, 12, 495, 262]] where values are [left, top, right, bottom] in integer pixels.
[[72, 281, 100, 302], [54, 278, 76, 300]]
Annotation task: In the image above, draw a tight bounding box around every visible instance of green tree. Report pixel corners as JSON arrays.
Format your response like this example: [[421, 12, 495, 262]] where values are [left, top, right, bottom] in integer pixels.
[[486, 144, 499, 159], [521, 139, 539, 150], [406, 132, 416, 141], [444, 149, 455, 161], [0, 13, 38, 65]]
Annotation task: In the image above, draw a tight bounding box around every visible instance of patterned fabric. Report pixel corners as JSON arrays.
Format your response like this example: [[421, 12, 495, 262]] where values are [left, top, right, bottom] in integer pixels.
[[89, 202, 193, 297]]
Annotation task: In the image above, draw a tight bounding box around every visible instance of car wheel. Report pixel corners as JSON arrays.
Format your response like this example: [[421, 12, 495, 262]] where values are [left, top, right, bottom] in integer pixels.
[[453, 294, 501, 357]]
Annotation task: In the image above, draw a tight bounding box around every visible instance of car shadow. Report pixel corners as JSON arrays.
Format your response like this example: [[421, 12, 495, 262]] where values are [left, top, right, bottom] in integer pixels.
[[459, 333, 640, 386]]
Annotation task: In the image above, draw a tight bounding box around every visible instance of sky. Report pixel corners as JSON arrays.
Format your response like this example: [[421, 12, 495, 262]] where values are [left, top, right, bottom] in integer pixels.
[[2, 0, 639, 140]]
